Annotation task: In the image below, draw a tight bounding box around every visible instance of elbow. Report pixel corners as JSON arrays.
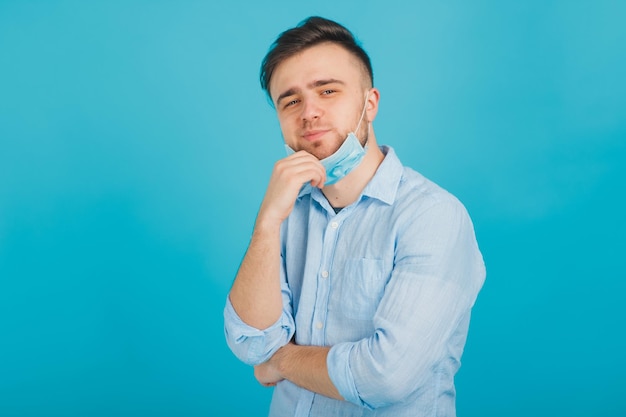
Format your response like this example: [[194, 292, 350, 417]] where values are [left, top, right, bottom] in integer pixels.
[[362, 373, 416, 409], [224, 325, 280, 366], [332, 339, 430, 410], [225, 333, 269, 366], [223, 317, 295, 366], [352, 343, 429, 409], [382, 378, 415, 406]]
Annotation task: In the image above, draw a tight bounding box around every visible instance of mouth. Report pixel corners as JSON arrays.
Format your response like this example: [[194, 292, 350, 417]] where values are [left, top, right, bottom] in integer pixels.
[[301, 129, 331, 141]]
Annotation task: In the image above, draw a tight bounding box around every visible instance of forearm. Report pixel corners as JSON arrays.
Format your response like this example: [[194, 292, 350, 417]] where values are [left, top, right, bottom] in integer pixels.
[[262, 343, 343, 400], [229, 219, 283, 329], [229, 152, 326, 330]]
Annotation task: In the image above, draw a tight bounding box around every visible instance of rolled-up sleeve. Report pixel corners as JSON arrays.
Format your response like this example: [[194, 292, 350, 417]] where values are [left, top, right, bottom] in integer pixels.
[[327, 199, 486, 409], [224, 278, 296, 366]]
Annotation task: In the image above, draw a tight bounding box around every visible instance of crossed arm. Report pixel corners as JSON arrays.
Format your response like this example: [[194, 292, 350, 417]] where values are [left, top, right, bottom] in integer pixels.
[[254, 342, 342, 400]]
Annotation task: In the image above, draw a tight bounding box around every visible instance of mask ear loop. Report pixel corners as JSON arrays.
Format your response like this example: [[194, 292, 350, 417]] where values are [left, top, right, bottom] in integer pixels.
[[352, 91, 371, 150], [353, 91, 370, 135]]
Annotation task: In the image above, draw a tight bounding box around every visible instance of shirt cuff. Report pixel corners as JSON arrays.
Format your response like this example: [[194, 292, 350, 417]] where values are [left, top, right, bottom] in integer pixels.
[[223, 296, 293, 365], [327, 342, 364, 407]]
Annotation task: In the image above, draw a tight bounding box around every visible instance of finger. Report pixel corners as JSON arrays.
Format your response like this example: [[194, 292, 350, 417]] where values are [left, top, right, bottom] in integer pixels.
[[274, 160, 326, 188], [309, 169, 326, 188]]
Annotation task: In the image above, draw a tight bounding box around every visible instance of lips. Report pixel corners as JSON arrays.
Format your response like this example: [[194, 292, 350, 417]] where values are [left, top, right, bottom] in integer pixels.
[[302, 129, 331, 141]]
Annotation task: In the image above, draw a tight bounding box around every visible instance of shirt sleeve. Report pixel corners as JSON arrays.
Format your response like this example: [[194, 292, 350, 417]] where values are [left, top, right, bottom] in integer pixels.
[[327, 198, 486, 409], [223, 256, 296, 366]]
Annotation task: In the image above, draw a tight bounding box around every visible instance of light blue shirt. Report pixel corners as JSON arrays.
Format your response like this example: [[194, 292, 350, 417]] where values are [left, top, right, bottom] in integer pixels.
[[224, 146, 485, 417]]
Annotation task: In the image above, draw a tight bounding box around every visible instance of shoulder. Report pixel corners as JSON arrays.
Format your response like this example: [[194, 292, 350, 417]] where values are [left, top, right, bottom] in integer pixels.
[[373, 146, 471, 223], [394, 165, 467, 220], [393, 166, 484, 278]]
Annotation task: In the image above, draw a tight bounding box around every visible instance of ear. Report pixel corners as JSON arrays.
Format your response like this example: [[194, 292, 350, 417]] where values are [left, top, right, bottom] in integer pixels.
[[365, 87, 380, 122]]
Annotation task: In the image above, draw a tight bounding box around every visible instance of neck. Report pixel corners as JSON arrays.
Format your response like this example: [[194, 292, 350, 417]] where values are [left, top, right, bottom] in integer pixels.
[[322, 133, 384, 208]]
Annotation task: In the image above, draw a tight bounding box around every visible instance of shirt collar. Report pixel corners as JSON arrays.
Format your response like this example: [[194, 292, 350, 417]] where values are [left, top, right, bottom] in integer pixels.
[[297, 146, 403, 206], [361, 146, 403, 205]]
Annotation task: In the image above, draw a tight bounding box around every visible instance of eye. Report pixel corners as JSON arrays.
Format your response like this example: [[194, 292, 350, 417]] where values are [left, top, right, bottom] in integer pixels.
[[284, 99, 299, 108], [321, 89, 335, 95]]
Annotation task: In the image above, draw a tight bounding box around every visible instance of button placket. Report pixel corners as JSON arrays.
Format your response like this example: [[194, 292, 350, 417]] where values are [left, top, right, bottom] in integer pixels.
[[311, 218, 342, 345]]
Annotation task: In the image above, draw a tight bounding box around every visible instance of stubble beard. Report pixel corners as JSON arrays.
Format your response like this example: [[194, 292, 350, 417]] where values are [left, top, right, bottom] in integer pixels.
[[356, 120, 370, 147]]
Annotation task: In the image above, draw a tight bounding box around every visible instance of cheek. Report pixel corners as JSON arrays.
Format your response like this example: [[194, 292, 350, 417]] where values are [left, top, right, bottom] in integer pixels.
[[277, 112, 299, 133], [277, 117, 298, 146]]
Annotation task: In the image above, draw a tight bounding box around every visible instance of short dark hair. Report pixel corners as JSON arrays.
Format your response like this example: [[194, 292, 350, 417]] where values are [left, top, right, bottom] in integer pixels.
[[260, 16, 374, 98]]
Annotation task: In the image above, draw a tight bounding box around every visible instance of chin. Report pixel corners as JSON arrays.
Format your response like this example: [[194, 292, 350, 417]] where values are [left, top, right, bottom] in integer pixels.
[[291, 134, 344, 159], [315, 144, 343, 160]]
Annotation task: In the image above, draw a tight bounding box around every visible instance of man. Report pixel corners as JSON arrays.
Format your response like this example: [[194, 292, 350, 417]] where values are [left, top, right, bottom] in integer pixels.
[[224, 16, 485, 417]]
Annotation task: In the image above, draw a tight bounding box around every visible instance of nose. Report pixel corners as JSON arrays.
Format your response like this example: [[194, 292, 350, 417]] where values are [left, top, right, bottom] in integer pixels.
[[300, 97, 323, 123]]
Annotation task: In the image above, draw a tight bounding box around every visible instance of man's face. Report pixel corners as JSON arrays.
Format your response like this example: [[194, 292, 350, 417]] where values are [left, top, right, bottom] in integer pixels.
[[269, 42, 370, 160]]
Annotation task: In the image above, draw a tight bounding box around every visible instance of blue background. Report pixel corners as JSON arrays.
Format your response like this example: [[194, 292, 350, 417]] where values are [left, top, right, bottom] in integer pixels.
[[1, 1, 624, 416]]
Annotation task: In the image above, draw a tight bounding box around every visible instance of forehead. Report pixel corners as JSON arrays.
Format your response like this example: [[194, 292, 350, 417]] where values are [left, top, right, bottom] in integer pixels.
[[269, 42, 364, 100]]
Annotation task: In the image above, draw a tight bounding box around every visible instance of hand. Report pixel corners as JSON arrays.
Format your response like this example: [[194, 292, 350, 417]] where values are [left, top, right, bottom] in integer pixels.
[[253, 341, 294, 387], [254, 358, 283, 387], [257, 151, 326, 228]]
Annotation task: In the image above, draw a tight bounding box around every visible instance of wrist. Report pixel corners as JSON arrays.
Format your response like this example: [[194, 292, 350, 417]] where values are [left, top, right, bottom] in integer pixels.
[[254, 213, 284, 234], [273, 343, 294, 378]]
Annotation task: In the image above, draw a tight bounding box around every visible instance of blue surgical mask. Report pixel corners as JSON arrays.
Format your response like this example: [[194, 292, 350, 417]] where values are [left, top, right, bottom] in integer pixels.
[[285, 93, 369, 185]]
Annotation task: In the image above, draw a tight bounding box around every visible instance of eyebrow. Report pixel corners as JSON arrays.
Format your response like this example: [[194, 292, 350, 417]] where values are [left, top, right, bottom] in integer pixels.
[[275, 78, 345, 106]]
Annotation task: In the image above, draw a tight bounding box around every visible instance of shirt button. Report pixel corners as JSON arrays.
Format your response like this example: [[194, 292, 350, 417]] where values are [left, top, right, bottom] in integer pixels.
[[315, 322, 323, 329], [330, 221, 339, 229], [321, 270, 329, 278]]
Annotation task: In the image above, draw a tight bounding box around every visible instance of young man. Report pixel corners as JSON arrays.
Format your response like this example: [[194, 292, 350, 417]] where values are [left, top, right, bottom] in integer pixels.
[[224, 16, 485, 417]]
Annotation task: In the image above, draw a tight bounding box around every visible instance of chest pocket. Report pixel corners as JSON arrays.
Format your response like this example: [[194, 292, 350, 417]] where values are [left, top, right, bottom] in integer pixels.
[[339, 258, 386, 320]]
